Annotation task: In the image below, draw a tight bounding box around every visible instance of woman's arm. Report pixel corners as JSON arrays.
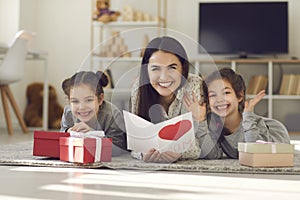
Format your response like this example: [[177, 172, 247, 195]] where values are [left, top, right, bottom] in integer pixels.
[[130, 77, 139, 114]]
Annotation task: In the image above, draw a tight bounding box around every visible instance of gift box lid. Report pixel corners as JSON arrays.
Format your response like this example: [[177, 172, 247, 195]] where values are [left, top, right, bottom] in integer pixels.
[[34, 131, 70, 140], [59, 137, 112, 147], [238, 142, 294, 154]]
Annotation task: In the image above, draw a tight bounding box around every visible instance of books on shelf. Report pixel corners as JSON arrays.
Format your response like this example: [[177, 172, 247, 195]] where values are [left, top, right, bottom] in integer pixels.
[[246, 75, 268, 95], [296, 76, 300, 95], [279, 74, 300, 95]]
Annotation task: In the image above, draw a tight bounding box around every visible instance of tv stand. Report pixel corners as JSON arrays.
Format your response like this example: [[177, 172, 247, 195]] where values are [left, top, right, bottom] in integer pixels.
[[238, 52, 248, 59], [227, 54, 264, 59]]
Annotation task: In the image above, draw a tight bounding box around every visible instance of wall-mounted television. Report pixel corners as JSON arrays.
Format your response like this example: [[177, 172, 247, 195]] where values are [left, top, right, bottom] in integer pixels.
[[199, 2, 288, 58]]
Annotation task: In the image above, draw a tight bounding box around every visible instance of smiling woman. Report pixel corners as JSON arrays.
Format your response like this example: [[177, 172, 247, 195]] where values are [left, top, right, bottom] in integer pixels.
[[130, 36, 205, 163], [147, 51, 183, 110]]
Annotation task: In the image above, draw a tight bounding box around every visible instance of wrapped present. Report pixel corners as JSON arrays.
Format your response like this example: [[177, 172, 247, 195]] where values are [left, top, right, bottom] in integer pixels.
[[59, 137, 112, 163], [69, 130, 105, 138], [238, 141, 295, 167], [33, 131, 70, 158]]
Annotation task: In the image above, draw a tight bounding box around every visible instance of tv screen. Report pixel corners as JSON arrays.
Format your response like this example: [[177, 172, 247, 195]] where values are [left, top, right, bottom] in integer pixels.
[[199, 2, 288, 57]]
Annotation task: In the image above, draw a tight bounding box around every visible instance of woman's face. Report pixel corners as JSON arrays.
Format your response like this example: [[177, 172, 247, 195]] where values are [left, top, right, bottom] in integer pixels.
[[69, 84, 103, 123], [147, 51, 183, 99], [207, 79, 242, 118]]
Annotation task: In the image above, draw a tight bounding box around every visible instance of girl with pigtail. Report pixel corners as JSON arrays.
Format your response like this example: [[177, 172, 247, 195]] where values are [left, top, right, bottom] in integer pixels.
[[60, 71, 127, 154], [184, 67, 290, 159]]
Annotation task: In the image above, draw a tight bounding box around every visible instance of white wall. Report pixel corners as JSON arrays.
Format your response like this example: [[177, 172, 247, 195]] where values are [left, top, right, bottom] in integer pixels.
[[0, 0, 91, 127], [288, 0, 300, 56], [1, 0, 300, 128], [0, 0, 19, 42], [0, 0, 21, 127], [28, 0, 91, 102]]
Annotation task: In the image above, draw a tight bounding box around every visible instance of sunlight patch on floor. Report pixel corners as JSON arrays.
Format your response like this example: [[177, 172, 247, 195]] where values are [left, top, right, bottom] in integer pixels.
[[0, 195, 46, 200]]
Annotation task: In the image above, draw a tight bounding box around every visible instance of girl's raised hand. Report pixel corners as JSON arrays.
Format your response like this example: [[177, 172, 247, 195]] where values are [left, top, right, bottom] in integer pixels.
[[244, 90, 266, 112], [183, 92, 206, 121], [68, 122, 92, 133]]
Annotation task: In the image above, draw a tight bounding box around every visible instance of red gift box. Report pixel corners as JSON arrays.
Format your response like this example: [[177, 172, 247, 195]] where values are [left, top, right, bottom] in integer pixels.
[[33, 131, 70, 158], [59, 137, 112, 163]]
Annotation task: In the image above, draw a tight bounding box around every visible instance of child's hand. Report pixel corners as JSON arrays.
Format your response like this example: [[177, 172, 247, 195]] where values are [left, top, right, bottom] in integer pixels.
[[68, 122, 92, 133], [244, 90, 266, 112], [183, 92, 206, 121], [160, 151, 182, 163], [142, 148, 181, 163]]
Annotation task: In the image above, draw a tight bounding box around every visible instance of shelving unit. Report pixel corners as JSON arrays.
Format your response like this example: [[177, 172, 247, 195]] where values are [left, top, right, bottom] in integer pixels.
[[192, 58, 300, 131], [91, 0, 167, 55], [90, 0, 167, 110]]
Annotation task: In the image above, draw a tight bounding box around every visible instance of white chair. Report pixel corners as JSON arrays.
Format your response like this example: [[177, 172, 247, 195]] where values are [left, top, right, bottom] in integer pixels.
[[0, 30, 34, 135]]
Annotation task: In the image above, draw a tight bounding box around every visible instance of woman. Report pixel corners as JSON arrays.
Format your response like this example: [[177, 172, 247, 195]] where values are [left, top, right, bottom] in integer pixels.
[[130, 36, 205, 163]]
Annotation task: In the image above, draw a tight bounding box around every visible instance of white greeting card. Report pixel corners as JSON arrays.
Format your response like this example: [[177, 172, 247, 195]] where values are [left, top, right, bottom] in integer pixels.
[[123, 111, 196, 153]]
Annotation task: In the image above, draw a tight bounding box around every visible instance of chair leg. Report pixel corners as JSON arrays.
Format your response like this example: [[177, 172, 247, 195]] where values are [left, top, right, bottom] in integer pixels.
[[3, 86, 28, 134], [0, 86, 14, 135]]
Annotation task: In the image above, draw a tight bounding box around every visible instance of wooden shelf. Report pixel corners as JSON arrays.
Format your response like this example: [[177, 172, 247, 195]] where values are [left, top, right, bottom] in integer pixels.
[[191, 58, 300, 64], [93, 21, 161, 27], [93, 56, 142, 62], [289, 132, 300, 135], [272, 95, 300, 100]]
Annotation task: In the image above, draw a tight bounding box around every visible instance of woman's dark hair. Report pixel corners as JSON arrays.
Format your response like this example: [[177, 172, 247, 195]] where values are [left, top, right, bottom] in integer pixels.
[[203, 67, 246, 115], [62, 71, 108, 100], [137, 36, 190, 122]]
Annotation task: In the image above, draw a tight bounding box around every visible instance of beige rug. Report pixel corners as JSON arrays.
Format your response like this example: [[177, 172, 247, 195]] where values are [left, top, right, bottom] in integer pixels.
[[0, 141, 299, 174]]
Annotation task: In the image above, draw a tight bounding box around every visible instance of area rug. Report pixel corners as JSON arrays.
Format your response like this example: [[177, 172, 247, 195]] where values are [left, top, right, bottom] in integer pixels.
[[0, 141, 300, 174]]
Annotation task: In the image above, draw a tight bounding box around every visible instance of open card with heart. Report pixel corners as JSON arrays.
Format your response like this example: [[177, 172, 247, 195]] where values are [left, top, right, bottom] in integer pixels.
[[123, 111, 196, 154]]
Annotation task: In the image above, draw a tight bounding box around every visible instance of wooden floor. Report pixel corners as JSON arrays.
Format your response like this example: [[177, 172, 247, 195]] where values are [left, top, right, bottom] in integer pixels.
[[0, 127, 300, 200]]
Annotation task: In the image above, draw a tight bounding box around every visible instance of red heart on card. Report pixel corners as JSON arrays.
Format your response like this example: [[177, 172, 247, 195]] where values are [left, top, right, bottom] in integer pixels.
[[158, 120, 192, 141]]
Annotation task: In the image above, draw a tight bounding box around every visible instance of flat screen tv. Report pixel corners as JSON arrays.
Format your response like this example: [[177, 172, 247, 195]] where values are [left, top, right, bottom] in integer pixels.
[[199, 2, 288, 58]]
